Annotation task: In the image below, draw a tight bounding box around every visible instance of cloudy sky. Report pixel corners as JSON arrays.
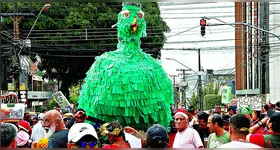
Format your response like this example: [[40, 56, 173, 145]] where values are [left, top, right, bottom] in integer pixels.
[[159, 2, 236, 82]]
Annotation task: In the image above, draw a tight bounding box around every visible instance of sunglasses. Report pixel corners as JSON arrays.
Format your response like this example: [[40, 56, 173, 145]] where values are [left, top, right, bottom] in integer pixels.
[[76, 141, 97, 148]]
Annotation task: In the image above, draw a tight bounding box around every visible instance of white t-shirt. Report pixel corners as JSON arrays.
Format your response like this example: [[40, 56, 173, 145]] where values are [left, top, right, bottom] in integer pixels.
[[124, 132, 142, 148], [31, 121, 46, 142], [189, 117, 197, 126], [173, 127, 203, 148], [217, 141, 261, 148]]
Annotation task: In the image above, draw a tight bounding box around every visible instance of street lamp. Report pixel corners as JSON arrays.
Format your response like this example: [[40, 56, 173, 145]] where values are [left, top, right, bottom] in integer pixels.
[[18, 3, 51, 70], [15, 4, 51, 102], [25, 4, 51, 44]]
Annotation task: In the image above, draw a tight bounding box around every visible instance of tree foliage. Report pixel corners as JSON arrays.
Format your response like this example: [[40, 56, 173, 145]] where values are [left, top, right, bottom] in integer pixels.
[[46, 99, 59, 110], [69, 84, 81, 106], [186, 82, 219, 110], [203, 94, 222, 111], [1, 2, 169, 99]]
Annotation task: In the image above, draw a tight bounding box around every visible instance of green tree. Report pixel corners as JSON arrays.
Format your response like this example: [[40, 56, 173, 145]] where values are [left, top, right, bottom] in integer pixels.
[[186, 93, 199, 109], [45, 99, 59, 110], [186, 82, 219, 110], [69, 84, 81, 106], [1, 2, 169, 99], [204, 94, 222, 110]]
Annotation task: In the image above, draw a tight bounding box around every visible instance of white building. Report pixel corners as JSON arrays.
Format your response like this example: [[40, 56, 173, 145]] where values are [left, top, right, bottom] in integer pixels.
[[269, 2, 280, 104]]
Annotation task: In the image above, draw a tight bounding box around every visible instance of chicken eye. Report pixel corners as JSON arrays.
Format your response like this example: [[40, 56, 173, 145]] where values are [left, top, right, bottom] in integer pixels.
[[138, 11, 144, 18], [122, 10, 130, 18]]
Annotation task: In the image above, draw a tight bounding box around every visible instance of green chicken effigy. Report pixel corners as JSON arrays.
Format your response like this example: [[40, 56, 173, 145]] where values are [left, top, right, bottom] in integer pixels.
[[78, 2, 174, 130]]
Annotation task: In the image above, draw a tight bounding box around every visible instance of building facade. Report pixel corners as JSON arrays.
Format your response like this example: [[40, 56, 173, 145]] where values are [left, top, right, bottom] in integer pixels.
[[235, 2, 279, 105]]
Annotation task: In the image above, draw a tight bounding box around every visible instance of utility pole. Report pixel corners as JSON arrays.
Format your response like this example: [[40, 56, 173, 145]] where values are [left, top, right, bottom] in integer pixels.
[[0, 4, 2, 94], [166, 48, 203, 110], [169, 74, 179, 104], [169, 75, 177, 88], [259, 2, 269, 95], [177, 69, 190, 106], [2, 2, 34, 101], [13, 1, 21, 96], [198, 49, 203, 111]]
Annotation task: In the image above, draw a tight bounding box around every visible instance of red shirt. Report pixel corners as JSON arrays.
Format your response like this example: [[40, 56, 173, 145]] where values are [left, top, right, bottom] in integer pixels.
[[168, 132, 176, 148]]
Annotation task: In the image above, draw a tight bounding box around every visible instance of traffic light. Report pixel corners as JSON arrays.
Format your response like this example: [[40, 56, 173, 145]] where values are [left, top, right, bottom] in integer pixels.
[[200, 18, 206, 36]]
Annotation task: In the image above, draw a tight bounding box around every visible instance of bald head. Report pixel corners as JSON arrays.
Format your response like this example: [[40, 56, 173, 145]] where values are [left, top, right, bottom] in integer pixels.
[[44, 110, 63, 120], [42, 110, 65, 132]]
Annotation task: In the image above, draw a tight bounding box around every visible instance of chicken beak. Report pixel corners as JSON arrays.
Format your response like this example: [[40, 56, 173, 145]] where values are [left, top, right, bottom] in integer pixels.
[[132, 17, 138, 32]]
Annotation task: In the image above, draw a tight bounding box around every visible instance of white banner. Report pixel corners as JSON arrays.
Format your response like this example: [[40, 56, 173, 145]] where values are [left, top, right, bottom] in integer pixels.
[[52, 91, 71, 110], [237, 95, 266, 110]]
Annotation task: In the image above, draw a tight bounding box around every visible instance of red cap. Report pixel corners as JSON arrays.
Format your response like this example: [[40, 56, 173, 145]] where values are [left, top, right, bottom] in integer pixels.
[[175, 109, 188, 119], [18, 120, 31, 133]]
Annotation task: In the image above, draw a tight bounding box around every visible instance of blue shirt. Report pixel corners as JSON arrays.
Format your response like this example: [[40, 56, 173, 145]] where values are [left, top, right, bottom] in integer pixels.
[[47, 129, 69, 148]]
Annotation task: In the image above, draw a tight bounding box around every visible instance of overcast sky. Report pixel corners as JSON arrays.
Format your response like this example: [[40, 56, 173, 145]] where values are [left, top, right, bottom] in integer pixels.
[[159, 2, 235, 82]]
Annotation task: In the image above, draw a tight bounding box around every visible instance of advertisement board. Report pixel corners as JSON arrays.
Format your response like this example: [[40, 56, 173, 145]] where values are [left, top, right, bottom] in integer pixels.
[[52, 91, 71, 111], [1, 103, 25, 121]]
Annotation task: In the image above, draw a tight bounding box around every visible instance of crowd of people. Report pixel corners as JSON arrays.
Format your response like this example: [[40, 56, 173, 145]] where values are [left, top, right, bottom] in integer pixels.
[[1, 101, 280, 148]]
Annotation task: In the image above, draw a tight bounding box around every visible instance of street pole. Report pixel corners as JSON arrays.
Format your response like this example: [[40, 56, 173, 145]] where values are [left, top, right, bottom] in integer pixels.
[[182, 69, 186, 105], [168, 74, 178, 104], [13, 2, 21, 95], [260, 2, 270, 95], [166, 53, 203, 110], [198, 49, 203, 111], [176, 69, 189, 105], [0, 4, 2, 94]]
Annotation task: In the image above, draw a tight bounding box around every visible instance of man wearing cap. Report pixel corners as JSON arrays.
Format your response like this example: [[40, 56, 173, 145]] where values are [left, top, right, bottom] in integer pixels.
[[16, 129, 31, 148], [18, 120, 32, 135], [42, 110, 69, 148], [172, 109, 204, 148], [67, 123, 98, 148], [207, 114, 230, 148], [217, 114, 261, 148], [238, 106, 253, 126], [17, 120, 32, 148], [31, 113, 46, 142], [146, 124, 169, 148], [247, 111, 280, 148]]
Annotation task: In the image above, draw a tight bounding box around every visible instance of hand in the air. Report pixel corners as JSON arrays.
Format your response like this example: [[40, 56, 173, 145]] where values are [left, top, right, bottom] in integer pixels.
[[74, 111, 88, 123]]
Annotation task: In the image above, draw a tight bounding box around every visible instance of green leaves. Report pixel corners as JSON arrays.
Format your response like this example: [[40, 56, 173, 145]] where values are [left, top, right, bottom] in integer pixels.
[[203, 94, 222, 111], [186, 82, 219, 110]]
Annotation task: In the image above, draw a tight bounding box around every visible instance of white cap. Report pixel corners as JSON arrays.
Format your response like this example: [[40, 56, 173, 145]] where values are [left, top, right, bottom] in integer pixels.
[[68, 123, 98, 143], [16, 130, 30, 146], [38, 113, 45, 120]]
